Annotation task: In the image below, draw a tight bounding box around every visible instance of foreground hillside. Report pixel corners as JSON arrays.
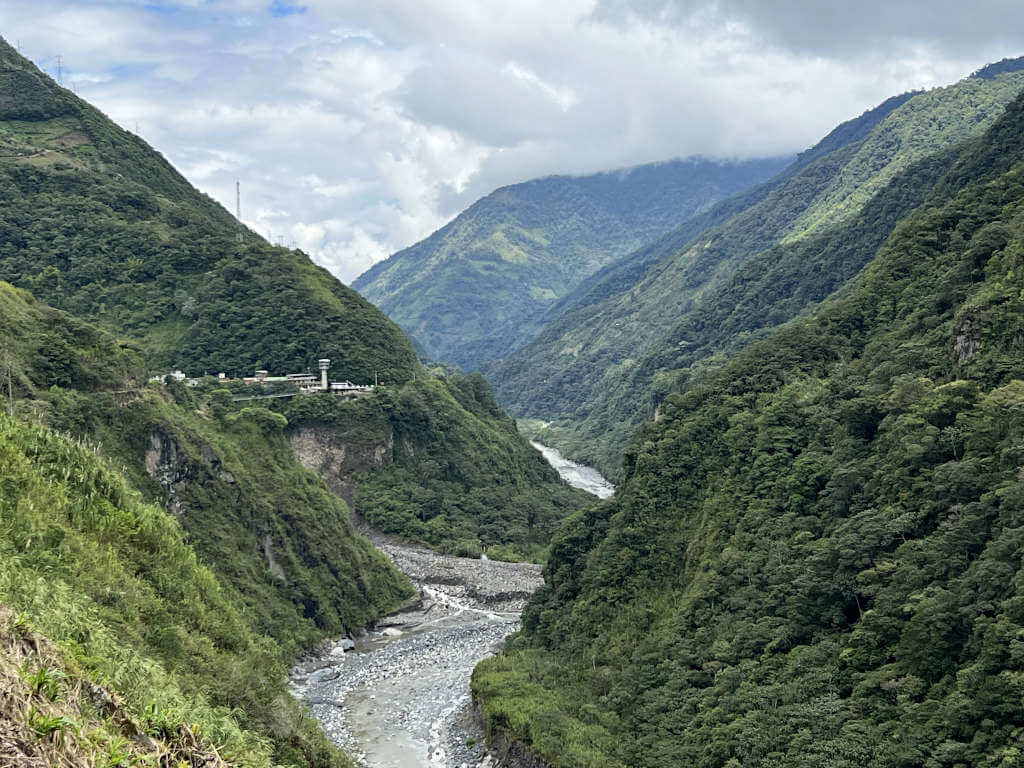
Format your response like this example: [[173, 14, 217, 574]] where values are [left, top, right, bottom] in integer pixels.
[[474, 87, 1024, 767], [354, 156, 789, 369], [489, 61, 1024, 478], [0, 412, 357, 767]]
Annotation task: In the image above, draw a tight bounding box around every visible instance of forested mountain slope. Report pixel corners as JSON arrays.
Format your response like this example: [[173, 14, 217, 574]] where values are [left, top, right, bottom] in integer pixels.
[[0, 284, 386, 767], [489, 63, 1024, 478], [536, 90, 919, 328], [283, 373, 592, 562], [474, 86, 1024, 768], [353, 156, 790, 369], [0, 39, 594, 766], [0, 35, 417, 383]]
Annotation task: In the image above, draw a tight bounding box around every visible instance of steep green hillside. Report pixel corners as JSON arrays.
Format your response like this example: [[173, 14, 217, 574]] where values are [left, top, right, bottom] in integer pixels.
[[354, 157, 790, 369], [47, 385, 415, 652], [491, 64, 1024, 478], [0, 278, 417, 765], [0, 280, 144, 397], [474, 89, 1024, 768], [0, 414, 355, 768], [537, 90, 919, 327], [0, 35, 417, 382], [283, 373, 593, 562]]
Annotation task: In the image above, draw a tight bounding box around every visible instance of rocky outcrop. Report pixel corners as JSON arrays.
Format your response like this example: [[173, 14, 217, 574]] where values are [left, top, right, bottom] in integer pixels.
[[143, 429, 191, 515], [952, 305, 983, 364], [289, 424, 394, 504], [262, 534, 287, 583], [472, 702, 551, 768], [143, 428, 286, 582], [144, 429, 239, 515]]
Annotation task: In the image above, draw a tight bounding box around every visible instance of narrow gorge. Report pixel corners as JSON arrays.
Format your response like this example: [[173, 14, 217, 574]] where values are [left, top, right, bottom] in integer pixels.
[[291, 445, 614, 768]]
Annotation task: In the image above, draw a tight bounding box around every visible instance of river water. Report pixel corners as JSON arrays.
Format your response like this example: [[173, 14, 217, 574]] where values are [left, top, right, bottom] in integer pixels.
[[292, 444, 612, 768], [529, 442, 615, 499]]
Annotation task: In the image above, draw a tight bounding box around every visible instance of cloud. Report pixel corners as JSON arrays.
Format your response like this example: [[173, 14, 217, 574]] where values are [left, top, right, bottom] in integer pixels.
[[592, 0, 1024, 59], [2, 0, 1023, 283]]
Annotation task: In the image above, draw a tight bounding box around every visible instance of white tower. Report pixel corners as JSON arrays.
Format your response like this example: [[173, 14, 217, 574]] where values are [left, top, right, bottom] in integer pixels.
[[318, 359, 330, 391]]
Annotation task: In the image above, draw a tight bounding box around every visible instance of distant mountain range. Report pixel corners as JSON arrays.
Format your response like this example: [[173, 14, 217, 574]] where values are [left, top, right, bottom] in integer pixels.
[[485, 58, 1024, 478], [353, 155, 791, 369]]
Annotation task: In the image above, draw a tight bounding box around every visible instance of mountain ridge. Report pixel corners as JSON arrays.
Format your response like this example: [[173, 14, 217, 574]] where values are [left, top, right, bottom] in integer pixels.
[[488, 63, 1024, 478], [0, 35, 419, 384], [354, 155, 791, 369], [474, 81, 1024, 768]]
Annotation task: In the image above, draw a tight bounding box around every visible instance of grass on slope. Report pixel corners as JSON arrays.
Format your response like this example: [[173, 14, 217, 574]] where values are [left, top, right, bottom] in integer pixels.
[[0, 414, 352, 767], [46, 384, 415, 654]]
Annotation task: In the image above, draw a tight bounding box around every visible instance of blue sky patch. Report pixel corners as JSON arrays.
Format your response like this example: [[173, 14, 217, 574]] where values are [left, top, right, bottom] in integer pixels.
[[269, 0, 306, 17]]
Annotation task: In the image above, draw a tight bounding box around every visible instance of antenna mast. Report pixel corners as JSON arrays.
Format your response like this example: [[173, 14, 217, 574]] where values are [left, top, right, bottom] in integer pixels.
[[235, 181, 243, 243], [56, 54, 63, 84]]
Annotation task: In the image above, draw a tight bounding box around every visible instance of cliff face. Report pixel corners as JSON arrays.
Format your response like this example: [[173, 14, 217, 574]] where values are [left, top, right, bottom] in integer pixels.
[[289, 422, 394, 504]]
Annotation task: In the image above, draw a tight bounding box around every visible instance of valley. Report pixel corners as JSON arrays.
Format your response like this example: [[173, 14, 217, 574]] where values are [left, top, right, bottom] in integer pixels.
[[4, 15, 1024, 768], [293, 451, 614, 768]]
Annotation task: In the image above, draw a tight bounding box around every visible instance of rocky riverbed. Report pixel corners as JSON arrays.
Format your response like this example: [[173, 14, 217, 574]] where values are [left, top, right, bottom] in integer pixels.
[[292, 444, 612, 767], [291, 539, 542, 768]]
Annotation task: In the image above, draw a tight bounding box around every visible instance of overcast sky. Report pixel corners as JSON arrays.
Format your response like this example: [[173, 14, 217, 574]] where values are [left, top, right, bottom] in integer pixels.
[[2, 1, 1023, 282]]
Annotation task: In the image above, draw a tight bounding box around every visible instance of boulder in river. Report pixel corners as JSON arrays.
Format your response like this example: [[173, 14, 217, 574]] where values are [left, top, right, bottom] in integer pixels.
[[330, 638, 356, 657]]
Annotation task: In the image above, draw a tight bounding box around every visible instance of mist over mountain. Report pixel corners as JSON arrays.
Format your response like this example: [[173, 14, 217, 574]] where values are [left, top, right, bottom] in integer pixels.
[[486, 61, 1024, 479], [354, 156, 790, 369]]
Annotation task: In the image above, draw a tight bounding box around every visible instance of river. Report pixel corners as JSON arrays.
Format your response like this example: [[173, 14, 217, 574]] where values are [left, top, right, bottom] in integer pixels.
[[291, 444, 612, 768], [529, 442, 615, 499]]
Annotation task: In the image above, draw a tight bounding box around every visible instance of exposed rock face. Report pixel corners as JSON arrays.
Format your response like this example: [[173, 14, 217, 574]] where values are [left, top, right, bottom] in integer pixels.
[[289, 424, 394, 504], [952, 304, 987, 365], [473, 703, 551, 768], [143, 429, 191, 515], [262, 534, 287, 583], [144, 428, 284, 582]]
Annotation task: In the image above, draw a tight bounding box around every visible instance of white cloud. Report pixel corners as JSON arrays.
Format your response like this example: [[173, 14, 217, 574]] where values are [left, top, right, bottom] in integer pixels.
[[1, 0, 1023, 283]]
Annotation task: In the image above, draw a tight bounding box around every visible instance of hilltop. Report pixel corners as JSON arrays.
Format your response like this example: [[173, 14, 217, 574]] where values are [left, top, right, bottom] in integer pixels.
[[0, 35, 418, 383]]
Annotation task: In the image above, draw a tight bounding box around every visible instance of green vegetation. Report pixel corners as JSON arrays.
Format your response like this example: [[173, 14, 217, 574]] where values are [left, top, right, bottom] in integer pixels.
[[0, 280, 144, 399], [0, 35, 418, 383], [474, 88, 1024, 767], [0, 36, 592, 767], [0, 414, 353, 767], [0, 274, 416, 765], [49, 385, 415, 653], [280, 373, 594, 562], [354, 156, 790, 369], [490, 65, 1024, 480]]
